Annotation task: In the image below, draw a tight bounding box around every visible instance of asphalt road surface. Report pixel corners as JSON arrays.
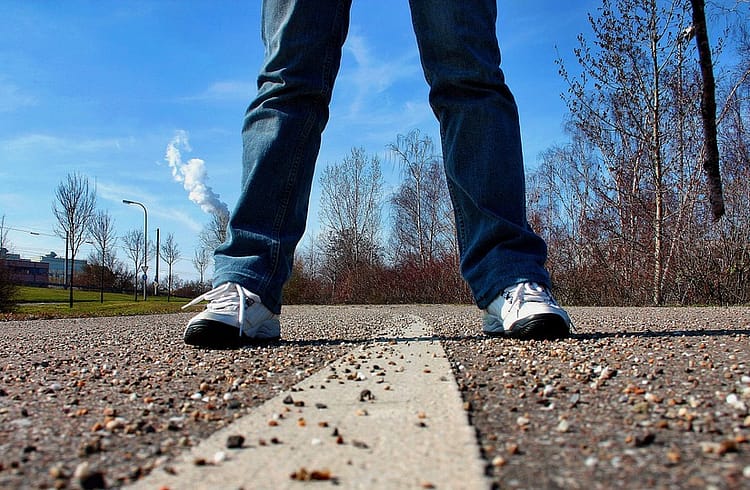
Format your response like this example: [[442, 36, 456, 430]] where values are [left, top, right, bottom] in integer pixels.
[[1, 305, 749, 489]]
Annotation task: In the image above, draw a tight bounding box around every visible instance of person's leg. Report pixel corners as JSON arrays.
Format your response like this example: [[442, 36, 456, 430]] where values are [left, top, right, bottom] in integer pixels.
[[184, 0, 352, 347], [214, 0, 352, 314], [408, 0, 551, 309], [409, 1, 569, 339]]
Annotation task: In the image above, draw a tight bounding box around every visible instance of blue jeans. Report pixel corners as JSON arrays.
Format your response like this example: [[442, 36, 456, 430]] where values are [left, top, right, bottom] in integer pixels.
[[213, 0, 551, 313]]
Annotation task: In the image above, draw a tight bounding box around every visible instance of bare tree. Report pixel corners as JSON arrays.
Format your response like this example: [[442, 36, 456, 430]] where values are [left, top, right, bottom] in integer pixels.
[[708, 58, 750, 304], [160, 232, 181, 301], [52, 172, 96, 307], [122, 229, 145, 301], [534, 0, 750, 306], [388, 130, 456, 266], [199, 210, 229, 254], [556, 0, 710, 304], [319, 147, 383, 267], [318, 147, 383, 298], [88, 210, 117, 303], [192, 247, 211, 291], [299, 233, 321, 280]]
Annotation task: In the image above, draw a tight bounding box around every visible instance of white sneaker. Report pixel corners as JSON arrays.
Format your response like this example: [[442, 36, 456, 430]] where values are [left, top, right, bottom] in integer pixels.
[[483, 282, 570, 339], [182, 282, 280, 347]]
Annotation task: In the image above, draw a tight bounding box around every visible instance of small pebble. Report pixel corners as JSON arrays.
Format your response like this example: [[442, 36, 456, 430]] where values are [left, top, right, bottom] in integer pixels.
[[290, 467, 332, 481], [74, 462, 106, 490], [666, 450, 681, 464], [48, 464, 66, 479], [492, 456, 507, 467], [226, 435, 245, 449]]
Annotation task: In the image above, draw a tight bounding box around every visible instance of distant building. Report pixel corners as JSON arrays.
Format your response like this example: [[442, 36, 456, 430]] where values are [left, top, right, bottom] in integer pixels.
[[40, 251, 87, 286], [0, 247, 50, 287], [0, 249, 88, 287], [0, 249, 20, 261]]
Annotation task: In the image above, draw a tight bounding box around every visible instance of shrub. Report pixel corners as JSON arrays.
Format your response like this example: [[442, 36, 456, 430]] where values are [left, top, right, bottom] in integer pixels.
[[0, 260, 18, 312]]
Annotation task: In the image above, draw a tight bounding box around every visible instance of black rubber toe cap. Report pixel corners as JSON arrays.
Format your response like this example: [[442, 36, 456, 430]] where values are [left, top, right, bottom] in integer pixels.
[[485, 313, 570, 340], [184, 319, 280, 349]]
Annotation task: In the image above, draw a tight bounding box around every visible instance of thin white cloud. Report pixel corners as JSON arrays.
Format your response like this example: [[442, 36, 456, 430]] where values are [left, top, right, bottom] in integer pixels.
[[0, 192, 26, 212], [345, 34, 395, 92], [0, 133, 126, 155], [339, 31, 422, 117], [152, 207, 203, 234], [184, 80, 256, 102], [0, 79, 36, 112], [95, 181, 151, 206]]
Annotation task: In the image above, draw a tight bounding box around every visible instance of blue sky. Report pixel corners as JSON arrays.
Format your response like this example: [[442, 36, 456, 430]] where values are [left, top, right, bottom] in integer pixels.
[[0, 0, 602, 281]]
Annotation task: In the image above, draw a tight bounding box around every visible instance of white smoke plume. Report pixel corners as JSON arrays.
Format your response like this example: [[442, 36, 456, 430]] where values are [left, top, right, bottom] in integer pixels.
[[165, 130, 230, 219]]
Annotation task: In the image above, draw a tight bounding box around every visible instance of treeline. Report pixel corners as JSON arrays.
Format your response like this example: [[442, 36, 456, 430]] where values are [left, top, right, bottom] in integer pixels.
[[281, 133, 473, 305], [526, 0, 750, 305], [283, 0, 750, 307]]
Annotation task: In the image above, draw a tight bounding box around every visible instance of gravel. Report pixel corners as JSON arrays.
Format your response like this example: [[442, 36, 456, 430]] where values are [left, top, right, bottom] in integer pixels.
[[422, 305, 750, 490], [1, 305, 749, 489], [0, 306, 405, 489]]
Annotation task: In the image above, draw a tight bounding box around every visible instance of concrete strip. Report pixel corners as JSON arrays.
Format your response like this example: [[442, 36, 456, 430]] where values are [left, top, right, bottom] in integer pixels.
[[128, 315, 490, 489]]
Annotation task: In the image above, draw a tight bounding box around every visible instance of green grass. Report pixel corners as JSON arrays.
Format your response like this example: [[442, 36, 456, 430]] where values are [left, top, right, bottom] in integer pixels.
[[3, 286, 196, 320]]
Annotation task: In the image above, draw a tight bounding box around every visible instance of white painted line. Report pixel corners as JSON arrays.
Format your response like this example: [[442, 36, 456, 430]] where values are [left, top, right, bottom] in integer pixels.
[[128, 315, 490, 489]]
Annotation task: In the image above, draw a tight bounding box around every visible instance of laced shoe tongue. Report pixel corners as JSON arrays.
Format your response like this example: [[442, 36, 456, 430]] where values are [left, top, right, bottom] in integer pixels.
[[523, 283, 548, 301], [207, 294, 239, 313], [506, 282, 548, 303]]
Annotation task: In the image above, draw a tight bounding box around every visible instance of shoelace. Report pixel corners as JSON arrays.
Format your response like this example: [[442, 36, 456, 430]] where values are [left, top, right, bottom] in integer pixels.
[[182, 283, 253, 337], [504, 282, 552, 306]]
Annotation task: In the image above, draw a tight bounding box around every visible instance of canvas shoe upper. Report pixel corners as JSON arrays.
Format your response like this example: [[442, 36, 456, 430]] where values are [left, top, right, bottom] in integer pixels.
[[483, 282, 571, 340], [182, 282, 280, 347]]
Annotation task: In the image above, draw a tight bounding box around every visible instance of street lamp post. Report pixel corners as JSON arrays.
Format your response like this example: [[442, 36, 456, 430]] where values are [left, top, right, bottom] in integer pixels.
[[154, 227, 160, 296], [122, 199, 148, 301]]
